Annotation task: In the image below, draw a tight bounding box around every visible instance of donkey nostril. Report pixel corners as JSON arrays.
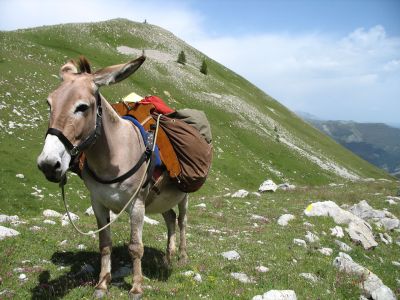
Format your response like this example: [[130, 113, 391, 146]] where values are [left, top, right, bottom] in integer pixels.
[[54, 161, 61, 170]]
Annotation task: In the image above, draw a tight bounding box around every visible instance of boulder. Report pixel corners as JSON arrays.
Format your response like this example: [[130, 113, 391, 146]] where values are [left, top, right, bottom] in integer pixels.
[[43, 209, 62, 218], [258, 180, 278, 193], [0, 226, 20, 240], [230, 272, 254, 283], [221, 250, 240, 260], [0, 214, 19, 223], [346, 221, 378, 249], [333, 252, 396, 299], [334, 240, 352, 252], [231, 189, 249, 198], [348, 200, 387, 220], [277, 214, 295, 226], [277, 183, 296, 191]]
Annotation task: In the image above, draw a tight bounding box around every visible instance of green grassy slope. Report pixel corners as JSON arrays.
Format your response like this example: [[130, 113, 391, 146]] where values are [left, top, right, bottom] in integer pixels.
[[0, 18, 390, 217]]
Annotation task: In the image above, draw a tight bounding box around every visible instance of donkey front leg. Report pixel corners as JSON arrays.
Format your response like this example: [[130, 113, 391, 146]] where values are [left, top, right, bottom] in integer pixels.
[[128, 199, 145, 299], [92, 204, 112, 299]]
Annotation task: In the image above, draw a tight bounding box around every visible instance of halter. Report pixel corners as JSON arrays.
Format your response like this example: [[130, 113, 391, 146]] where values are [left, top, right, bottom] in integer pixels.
[[46, 91, 103, 160]]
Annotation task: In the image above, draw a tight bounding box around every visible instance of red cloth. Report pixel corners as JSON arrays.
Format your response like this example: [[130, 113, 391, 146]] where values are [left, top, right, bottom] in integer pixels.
[[141, 95, 175, 114]]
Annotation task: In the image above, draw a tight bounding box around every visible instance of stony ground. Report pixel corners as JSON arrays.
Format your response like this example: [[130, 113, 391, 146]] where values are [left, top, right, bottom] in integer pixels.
[[0, 179, 399, 299]]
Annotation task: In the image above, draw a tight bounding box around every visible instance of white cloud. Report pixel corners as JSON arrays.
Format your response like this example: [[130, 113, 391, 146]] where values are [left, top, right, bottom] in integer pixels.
[[189, 26, 400, 122]]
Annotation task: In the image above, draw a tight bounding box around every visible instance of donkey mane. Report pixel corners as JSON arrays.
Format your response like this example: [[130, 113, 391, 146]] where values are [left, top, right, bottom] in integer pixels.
[[78, 56, 91, 74]]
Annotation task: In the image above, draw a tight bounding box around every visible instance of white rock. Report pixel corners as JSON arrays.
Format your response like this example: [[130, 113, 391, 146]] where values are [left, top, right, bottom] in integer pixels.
[[182, 271, 202, 282], [277, 214, 295, 226], [348, 200, 388, 220], [0, 226, 19, 241], [231, 189, 249, 198], [379, 233, 392, 244], [77, 244, 86, 250], [230, 272, 255, 283], [16, 174, 24, 179], [0, 214, 19, 223], [333, 252, 396, 299], [258, 180, 278, 193], [334, 240, 352, 252], [293, 239, 307, 247], [59, 240, 68, 246], [221, 250, 240, 260], [18, 273, 27, 281], [330, 226, 344, 238], [193, 273, 202, 282], [195, 203, 206, 208], [29, 226, 41, 231], [84, 206, 94, 216], [378, 218, 399, 231], [392, 261, 400, 267], [42, 209, 62, 218], [251, 214, 268, 222], [252, 192, 261, 197], [385, 199, 397, 205], [253, 290, 297, 300], [318, 248, 333, 256], [61, 212, 79, 226], [144, 216, 159, 225], [277, 183, 296, 191], [43, 220, 56, 225], [305, 231, 319, 243], [256, 265, 269, 273], [305, 201, 377, 249], [299, 273, 318, 282]]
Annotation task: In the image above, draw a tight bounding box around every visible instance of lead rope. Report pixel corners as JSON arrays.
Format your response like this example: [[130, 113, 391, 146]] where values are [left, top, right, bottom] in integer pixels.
[[60, 114, 162, 236]]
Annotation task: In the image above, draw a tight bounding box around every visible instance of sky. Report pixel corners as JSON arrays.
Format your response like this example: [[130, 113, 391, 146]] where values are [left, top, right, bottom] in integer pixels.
[[1, 0, 399, 124]]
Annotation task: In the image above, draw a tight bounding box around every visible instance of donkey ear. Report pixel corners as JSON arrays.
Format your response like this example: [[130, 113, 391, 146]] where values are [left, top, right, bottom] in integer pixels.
[[59, 60, 78, 81], [93, 56, 146, 86]]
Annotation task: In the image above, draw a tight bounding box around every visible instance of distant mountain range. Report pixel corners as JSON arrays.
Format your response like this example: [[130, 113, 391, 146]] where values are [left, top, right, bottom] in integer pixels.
[[299, 115, 400, 177]]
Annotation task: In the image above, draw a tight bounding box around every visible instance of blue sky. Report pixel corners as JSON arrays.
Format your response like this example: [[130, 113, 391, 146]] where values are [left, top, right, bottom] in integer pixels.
[[1, 0, 399, 124]]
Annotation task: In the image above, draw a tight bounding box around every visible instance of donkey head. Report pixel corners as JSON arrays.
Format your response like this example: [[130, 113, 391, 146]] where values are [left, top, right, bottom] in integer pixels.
[[37, 56, 146, 182]]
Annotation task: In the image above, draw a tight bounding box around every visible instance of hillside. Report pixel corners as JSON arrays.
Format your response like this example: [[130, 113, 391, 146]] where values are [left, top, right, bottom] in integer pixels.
[[308, 120, 400, 177], [0, 19, 399, 300]]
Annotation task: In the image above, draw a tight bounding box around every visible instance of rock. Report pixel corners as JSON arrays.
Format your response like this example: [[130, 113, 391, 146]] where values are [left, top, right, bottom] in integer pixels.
[[256, 265, 269, 273], [0, 226, 19, 241], [42, 209, 62, 218], [379, 233, 392, 244], [251, 214, 269, 222], [346, 221, 378, 249], [258, 180, 278, 193], [277, 214, 295, 226], [333, 252, 396, 299], [253, 290, 297, 300], [252, 192, 262, 197], [61, 212, 79, 226], [304, 201, 377, 249], [330, 226, 344, 238], [230, 272, 255, 283], [77, 244, 86, 250], [392, 261, 400, 267], [318, 248, 333, 256], [16, 174, 24, 179], [144, 216, 159, 225], [334, 240, 352, 252], [29, 226, 42, 231], [348, 200, 387, 219], [43, 219, 56, 225], [59, 240, 68, 246], [385, 199, 397, 205], [231, 189, 249, 198], [377, 218, 399, 231], [221, 250, 240, 260], [18, 273, 27, 282], [193, 273, 202, 283], [299, 273, 318, 283], [293, 239, 307, 247], [0, 214, 19, 223], [277, 183, 296, 191], [84, 206, 94, 216], [195, 203, 206, 208], [305, 231, 319, 243]]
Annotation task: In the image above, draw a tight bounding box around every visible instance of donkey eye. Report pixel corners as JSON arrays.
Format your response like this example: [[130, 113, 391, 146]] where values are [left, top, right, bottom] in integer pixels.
[[75, 104, 89, 114]]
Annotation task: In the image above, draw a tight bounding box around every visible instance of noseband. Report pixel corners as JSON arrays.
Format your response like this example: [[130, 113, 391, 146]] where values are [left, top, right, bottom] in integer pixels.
[[45, 92, 103, 160]]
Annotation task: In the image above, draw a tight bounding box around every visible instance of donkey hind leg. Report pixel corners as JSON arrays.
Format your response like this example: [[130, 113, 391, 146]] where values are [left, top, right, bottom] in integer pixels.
[[162, 209, 177, 264], [128, 198, 145, 300], [178, 194, 189, 265], [93, 204, 112, 299]]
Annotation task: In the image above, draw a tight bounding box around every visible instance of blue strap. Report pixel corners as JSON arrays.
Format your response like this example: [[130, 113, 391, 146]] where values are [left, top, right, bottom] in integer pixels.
[[122, 115, 161, 167]]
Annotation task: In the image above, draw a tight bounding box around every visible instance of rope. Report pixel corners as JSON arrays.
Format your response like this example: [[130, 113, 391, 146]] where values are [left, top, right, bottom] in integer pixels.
[[60, 114, 162, 236]]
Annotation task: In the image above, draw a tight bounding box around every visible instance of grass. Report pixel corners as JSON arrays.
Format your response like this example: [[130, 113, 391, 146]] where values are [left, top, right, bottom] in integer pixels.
[[0, 181, 399, 299]]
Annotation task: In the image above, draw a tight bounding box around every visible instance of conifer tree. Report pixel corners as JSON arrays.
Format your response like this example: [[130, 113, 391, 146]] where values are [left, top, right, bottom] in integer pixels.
[[177, 50, 186, 65], [200, 59, 208, 75]]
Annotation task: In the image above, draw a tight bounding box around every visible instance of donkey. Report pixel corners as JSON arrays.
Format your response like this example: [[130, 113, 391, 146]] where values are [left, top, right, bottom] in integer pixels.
[[37, 56, 188, 299]]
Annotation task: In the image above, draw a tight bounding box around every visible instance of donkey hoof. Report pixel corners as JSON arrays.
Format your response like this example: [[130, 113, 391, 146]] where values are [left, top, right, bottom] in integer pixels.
[[128, 292, 143, 300], [178, 256, 188, 266], [93, 289, 107, 299]]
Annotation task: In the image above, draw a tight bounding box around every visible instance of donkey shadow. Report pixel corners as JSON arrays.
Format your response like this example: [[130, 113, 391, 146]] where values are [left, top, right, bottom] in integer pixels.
[[30, 245, 171, 299]]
